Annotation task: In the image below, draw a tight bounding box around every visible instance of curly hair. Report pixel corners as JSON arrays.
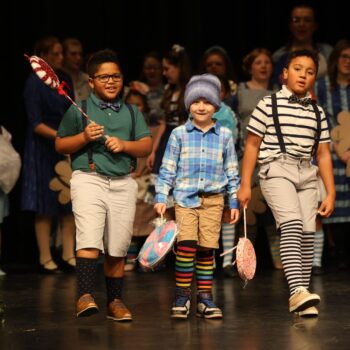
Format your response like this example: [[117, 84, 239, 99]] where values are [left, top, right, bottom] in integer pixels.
[[87, 49, 121, 77]]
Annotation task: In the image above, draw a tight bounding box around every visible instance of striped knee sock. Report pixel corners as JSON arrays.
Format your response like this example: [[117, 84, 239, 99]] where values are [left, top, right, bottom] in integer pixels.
[[279, 219, 303, 295], [221, 223, 236, 268], [196, 250, 214, 293], [175, 241, 197, 289], [301, 231, 315, 289], [313, 229, 324, 267]]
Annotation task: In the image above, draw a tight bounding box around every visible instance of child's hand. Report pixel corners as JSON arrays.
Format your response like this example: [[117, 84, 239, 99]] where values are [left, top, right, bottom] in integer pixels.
[[130, 81, 150, 95], [339, 150, 350, 164], [105, 136, 125, 153], [84, 121, 104, 142], [154, 203, 166, 215], [318, 196, 335, 218], [230, 209, 240, 224], [237, 185, 251, 209], [147, 152, 156, 170]]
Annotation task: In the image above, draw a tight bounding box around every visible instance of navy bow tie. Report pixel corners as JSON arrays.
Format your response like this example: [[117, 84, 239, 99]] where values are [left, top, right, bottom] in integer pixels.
[[288, 94, 312, 107], [99, 101, 121, 112]]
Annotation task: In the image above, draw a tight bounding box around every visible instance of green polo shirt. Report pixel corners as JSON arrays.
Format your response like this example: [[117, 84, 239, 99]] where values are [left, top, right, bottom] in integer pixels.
[[57, 93, 151, 176]]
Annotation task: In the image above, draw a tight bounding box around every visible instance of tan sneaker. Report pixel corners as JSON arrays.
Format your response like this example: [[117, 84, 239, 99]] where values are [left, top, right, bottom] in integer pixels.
[[289, 287, 320, 313], [107, 299, 132, 321], [297, 306, 319, 317], [76, 293, 99, 317]]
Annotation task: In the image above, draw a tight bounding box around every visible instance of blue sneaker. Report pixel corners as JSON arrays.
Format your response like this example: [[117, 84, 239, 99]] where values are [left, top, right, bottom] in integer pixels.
[[196, 292, 223, 319], [171, 288, 191, 319]]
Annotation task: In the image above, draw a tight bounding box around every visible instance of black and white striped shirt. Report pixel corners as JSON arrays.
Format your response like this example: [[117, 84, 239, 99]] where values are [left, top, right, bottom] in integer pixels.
[[247, 85, 330, 163]]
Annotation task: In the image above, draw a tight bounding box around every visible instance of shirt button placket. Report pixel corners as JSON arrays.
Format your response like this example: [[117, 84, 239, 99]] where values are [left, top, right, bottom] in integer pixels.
[[199, 139, 205, 190]]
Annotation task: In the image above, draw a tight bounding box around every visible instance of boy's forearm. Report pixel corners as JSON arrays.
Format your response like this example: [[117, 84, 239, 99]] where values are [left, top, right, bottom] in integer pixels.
[[240, 133, 261, 187], [241, 144, 259, 187], [55, 133, 88, 154], [151, 121, 165, 152], [122, 137, 153, 158]]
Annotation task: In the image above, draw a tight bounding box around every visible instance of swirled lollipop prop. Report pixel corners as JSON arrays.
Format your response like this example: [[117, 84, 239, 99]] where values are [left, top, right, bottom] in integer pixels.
[[220, 207, 256, 287], [24, 54, 91, 121]]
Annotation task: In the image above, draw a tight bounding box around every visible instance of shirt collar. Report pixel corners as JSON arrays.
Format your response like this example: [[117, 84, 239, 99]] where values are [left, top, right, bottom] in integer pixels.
[[185, 119, 220, 135], [90, 93, 122, 108], [281, 85, 311, 100]]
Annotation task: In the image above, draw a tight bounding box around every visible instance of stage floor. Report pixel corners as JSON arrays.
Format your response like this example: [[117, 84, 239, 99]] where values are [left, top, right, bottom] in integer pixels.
[[0, 266, 349, 350]]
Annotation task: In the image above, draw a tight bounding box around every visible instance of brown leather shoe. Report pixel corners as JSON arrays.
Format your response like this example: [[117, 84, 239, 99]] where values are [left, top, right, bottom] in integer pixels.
[[107, 299, 132, 321], [76, 293, 99, 317]]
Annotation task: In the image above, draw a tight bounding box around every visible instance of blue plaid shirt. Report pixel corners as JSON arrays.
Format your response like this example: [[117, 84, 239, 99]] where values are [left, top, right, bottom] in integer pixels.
[[155, 119, 240, 208]]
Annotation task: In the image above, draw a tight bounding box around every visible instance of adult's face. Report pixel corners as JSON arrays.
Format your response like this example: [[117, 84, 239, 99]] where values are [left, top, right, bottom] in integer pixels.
[[250, 53, 273, 83], [289, 7, 317, 44], [162, 58, 180, 85], [64, 43, 83, 72], [205, 53, 226, 77], [143, 56, 162, 87], [43, 42, 64, 71], [337, 48, 350, 77]]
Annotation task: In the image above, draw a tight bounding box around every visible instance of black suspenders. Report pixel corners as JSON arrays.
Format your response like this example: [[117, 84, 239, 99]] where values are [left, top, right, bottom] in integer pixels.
[[271, 93, 286, 154], [270, 93, 321, 157], [125, 104, 136, 171], [310, 103, 321, 157], [81, 100, 95, 171]]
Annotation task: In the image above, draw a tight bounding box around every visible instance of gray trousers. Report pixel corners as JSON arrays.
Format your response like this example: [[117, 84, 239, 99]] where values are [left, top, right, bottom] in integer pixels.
[[259, 155, 318, 233]]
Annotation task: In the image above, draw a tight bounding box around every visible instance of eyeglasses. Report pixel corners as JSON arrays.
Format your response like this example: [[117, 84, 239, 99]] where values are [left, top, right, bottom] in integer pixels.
[[291, 16, 314, 24], [340, 54, 350, 60], [144, 65, 161, 70], [92, 73, 123, 83], [206, 61, 224, 67]]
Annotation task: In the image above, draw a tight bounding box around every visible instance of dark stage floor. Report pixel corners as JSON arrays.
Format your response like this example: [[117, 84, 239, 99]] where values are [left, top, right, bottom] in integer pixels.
[[0, 266, 349, 350]]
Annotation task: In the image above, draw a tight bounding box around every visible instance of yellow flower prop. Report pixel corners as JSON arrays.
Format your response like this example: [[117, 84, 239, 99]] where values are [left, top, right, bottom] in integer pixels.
[[49, 158, 72, 204]]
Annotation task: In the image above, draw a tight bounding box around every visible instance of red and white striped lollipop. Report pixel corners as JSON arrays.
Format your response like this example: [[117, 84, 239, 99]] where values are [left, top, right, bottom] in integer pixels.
[[25, 55, 60, 89], [24, 54, 90, 120]]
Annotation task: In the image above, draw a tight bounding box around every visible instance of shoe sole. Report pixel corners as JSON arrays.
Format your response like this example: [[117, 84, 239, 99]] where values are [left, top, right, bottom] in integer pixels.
[[170, 314, 188, 320], [196, 312, 223, 319], [296, 307, 319, 317], [297, 311, 319, 318], [77, 306, 99, 317], [106, 315, 132, 322], [289, 296, 320, 313]]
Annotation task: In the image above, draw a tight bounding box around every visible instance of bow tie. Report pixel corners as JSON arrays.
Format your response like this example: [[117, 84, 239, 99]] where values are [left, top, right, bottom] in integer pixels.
[[288, 94, 312, 107], [99, 101, 121, 112]]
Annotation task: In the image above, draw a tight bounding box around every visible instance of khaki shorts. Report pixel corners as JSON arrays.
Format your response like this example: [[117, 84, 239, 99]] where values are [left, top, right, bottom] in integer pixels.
[[175, 194, 224, 249], [259, 156, 318, 232], [70, 171, 138, 257]]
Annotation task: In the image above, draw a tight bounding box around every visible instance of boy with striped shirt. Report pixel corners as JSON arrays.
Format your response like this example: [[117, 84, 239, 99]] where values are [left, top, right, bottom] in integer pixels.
[[238, 50, 335, 317], [154, 74, 240, 319]]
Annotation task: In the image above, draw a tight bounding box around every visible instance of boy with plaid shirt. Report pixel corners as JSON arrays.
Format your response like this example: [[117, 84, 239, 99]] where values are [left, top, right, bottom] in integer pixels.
[[154, 74, 240, 319]]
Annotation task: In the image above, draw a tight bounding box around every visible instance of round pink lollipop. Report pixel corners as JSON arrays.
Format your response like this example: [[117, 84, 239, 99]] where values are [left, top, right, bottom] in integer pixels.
[[220, 207, 256, 284]]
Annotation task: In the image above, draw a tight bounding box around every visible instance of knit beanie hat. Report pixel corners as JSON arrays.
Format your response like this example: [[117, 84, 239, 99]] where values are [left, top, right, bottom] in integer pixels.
[[184, 73, 221, 111]]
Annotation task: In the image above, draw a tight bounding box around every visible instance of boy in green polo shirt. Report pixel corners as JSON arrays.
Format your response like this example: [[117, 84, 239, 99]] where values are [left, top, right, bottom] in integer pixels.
[[56, 49, 152, 321]]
